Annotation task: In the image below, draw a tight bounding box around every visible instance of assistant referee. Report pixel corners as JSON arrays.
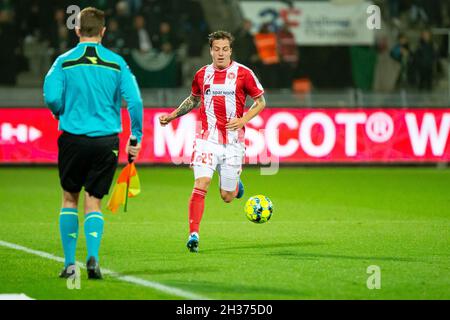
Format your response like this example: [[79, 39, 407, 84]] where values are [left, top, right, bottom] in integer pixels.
[[43, 7, 143, 279]]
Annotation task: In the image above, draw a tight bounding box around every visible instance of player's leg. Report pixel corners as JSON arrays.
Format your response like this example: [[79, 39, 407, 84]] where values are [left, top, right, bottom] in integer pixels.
[[188, 139, 217, 252], [221, 178, 244, 201], [190, 176, 212, 234], [57, 132, 85, 278], [62, 191, 79, 208], [220, 189, 237, 203], [58, 191, 80, 278], [83, 134, 119, 279], [187, 176, 212, 252], [218, 173, 243, 203], [218, 143, 245, 203], [83, 192, 104, 279]]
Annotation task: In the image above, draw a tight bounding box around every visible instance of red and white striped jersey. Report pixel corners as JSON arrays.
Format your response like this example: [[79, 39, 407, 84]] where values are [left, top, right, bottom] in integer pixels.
[[191, 61, 264, 144]]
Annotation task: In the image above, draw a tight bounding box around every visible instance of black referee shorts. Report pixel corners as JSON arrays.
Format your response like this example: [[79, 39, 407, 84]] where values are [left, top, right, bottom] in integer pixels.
[[58, 131, 119, 199]]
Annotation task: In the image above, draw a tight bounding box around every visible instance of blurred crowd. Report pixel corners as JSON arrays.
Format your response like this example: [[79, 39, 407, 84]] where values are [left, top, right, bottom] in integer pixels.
[[0, 0, 209, 86], [0, 0, 298, 89], [230, 0, 450, 92], [374, 0, 450, 92], [390, 30, 437, 91], [374, 0, 450, 91], [0, 0, 449, 92], [233, 20, 299, 89], [387, 0, 443, 29]]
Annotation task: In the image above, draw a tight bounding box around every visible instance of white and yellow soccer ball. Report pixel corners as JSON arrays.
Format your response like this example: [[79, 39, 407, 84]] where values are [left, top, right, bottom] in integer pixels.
[[245, 195, 273, 223]]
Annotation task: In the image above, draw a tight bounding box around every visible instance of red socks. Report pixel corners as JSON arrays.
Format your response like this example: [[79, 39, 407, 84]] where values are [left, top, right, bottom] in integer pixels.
[[189, 188, 207, 234]]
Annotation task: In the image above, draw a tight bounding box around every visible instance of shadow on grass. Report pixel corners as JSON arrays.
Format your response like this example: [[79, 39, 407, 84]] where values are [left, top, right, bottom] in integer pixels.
[[270, 251, 419, 262], [201, 241, 325, 253], [201, 241, 418, 263]]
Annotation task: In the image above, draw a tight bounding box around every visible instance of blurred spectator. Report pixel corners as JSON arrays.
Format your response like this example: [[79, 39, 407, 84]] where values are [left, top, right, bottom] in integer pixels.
[[126, 0, 142, 15], [0, 0, 18, 85], [390, 33, 412, 88], [22, 0, 48, 40], [115, 1, 132, 34], [152, 22, 178, 54], [177, 0, 209, 86], [414, 30, 437, 91], [180, 0, 208, 58], [233, 19, 259, 69], [421, 0, 442, 27], [140, 0, 164, 34], [409, 0, 428, 26], [0, 0, 14, 26], [277, 23, 299, 89], [254, 23, 280, 88], [127, 15, 153, 53], [77, 0, 115, 15], [388, 0, 400, 21], [49, 9, 70, 60], [103, 18, 126, 54]]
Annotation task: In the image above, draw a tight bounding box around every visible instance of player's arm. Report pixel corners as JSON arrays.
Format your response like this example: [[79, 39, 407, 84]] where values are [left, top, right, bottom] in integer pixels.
[[120, 59, 143, 160], [226, 95, 266, 131], [159, 94, 201, 126], [43, 57, 65, 118]]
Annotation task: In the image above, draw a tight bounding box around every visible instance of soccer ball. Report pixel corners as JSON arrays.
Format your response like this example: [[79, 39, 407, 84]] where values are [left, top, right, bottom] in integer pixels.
[[245, 195, 273, 223]]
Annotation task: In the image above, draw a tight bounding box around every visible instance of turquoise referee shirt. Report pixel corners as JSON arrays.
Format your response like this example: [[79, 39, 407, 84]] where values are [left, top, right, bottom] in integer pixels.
[[43, 42, 143, 142]]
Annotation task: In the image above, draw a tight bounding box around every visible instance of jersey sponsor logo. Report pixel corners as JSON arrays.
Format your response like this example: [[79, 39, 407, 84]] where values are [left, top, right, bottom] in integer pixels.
[[212, 90, 235, 95], [204, 84, 235, 96], [203, 84, 211, 95]]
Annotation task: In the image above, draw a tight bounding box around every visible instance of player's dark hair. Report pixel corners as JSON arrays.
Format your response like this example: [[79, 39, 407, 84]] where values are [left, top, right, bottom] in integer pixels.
[[208, 30, 234, 48], [79, 7, 105, 37]]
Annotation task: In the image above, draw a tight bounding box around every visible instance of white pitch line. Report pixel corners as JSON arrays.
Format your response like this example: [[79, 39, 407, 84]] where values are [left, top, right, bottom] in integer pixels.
[[0, 240, 209, 300], [0, 294, 34, 300]]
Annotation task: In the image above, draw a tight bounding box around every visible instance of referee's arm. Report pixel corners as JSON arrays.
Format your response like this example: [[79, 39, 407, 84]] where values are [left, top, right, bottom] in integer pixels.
[[43, 57, 65, 117], [120, 61, 144, 143]]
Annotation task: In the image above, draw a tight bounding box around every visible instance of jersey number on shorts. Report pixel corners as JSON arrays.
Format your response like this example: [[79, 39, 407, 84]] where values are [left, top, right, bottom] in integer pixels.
[[195, 152, 213, 166]]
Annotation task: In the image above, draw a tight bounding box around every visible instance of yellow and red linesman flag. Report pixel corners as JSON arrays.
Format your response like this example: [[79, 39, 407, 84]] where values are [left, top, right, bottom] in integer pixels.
[[107, 163, 140, 213]]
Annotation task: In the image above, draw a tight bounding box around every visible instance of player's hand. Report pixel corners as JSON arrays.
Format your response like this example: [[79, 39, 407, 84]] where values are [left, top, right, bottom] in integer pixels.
[[159, 114, 174, 126], [226, 118, 246, 131], [126, 139, 141, 162]]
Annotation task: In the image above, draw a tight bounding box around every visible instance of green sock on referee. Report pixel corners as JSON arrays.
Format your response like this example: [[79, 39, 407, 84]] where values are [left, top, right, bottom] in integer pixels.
[[84, 212, 104, 262], [59, 208, 79, 267]]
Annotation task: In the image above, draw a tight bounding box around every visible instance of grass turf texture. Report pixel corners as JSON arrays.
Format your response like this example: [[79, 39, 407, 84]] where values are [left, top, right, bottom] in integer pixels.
[[0, 167, 449, 300]]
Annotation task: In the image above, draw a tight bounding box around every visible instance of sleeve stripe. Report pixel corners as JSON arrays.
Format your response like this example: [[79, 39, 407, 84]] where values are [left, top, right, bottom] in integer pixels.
[[251, 91, 265, 99]]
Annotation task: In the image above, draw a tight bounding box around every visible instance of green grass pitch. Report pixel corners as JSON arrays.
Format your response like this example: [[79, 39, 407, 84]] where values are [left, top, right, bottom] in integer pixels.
[[0, 166, 449, 299]]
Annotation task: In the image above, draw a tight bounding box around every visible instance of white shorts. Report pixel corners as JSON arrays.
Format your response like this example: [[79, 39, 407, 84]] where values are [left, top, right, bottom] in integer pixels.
[[190, 139, 245, 191]]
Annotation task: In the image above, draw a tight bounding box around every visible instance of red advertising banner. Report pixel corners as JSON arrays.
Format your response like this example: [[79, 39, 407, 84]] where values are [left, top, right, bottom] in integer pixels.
[[0, 108, 449, 163]]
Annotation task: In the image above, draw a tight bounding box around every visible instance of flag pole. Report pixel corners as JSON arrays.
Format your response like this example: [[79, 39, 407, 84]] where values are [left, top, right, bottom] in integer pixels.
[[124, 136, 137, 212], [124, 167, 131, 212]]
